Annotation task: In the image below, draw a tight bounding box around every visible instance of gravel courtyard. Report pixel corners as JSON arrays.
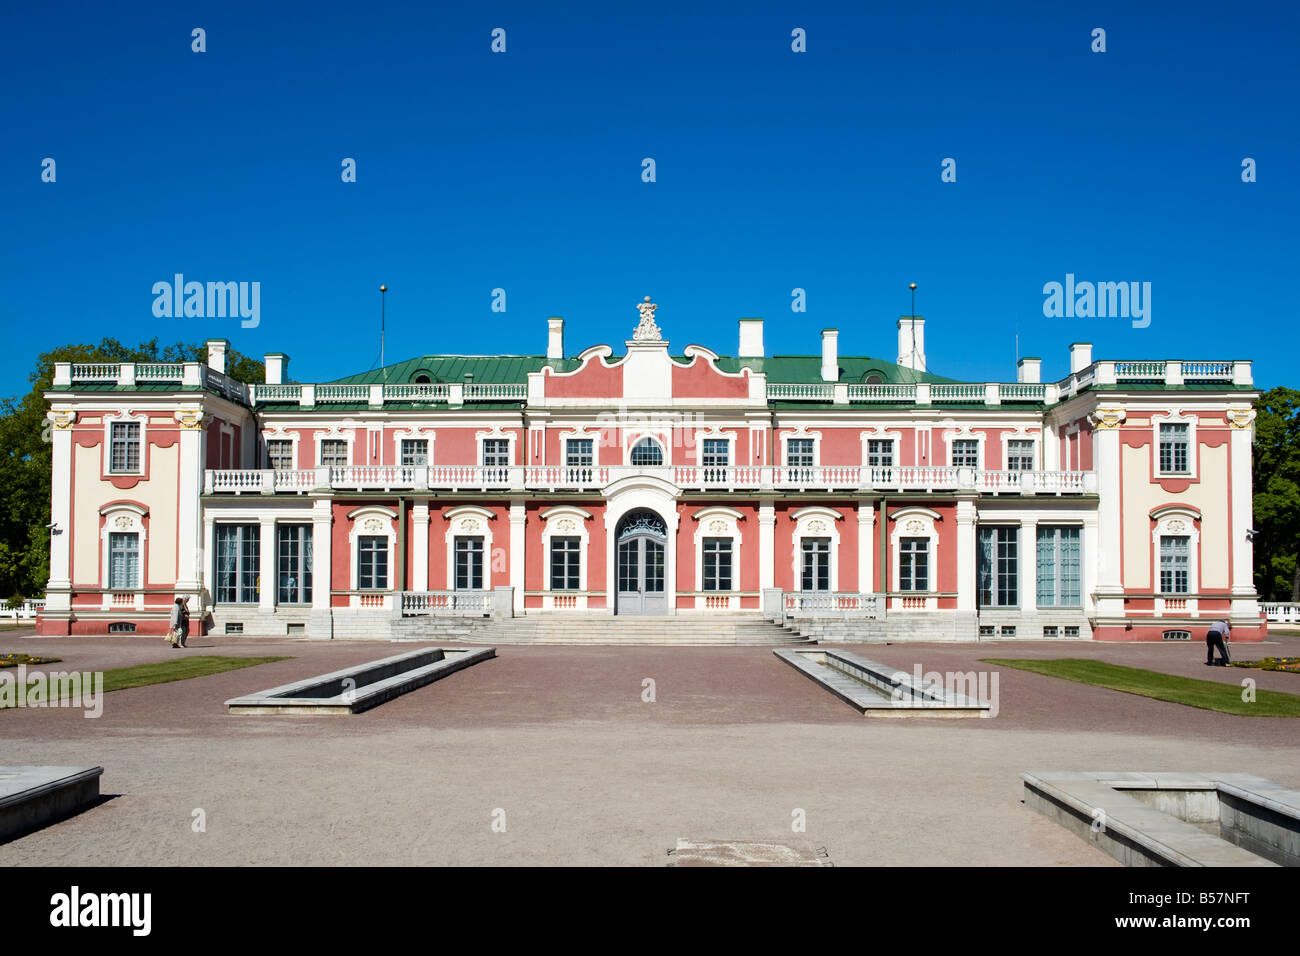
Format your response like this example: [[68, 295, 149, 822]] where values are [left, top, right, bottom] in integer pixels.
[[3, 630, 1298, 866]]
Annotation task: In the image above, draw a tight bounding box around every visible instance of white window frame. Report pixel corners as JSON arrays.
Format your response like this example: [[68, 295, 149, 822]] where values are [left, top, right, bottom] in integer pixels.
[[691, 506, 744, 610], [540, 506, 593, 610], [782, 428, 821, 468], [476, 426, 518, 469], [443, 506, 496, 592], [889, 507, 941, 611], [261, 426, 302, 471], [347, 506, 397, 603], [627, 435, 667, 466], [1151, 506, 1200, 616], [1152, 411, 1197, 479], [99, 503, 147, 610], [313, 425, 357, 473], [942, 425, 987, 471], [791, 505, 841, 594], [102, 410, 147, 477]]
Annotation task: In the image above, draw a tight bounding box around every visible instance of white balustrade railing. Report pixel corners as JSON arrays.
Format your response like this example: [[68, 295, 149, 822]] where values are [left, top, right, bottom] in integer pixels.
[[931, 384, 986, 403], [464, 383, 527, 401], [1263, 603, 1300, 624], [315, 384, 370, 403], [847, 384, 916, 402], [768, 383, 835, 401], [136, 363, 185, 380], [401, 590, 493, 616], [203, 464, 1093, 494], [999, 383, 1046, 401], [70, 363, 121, 381], [1180, 361, 1234, 381], [384, 383, 450, 402], [1114, 360, 1166, 381], [784, 591, 884, 618], [250, 384, 303, 403]]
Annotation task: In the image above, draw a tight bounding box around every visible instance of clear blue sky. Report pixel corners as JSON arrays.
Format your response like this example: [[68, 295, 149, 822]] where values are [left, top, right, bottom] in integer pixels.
[[2, 0, 1295, 391]]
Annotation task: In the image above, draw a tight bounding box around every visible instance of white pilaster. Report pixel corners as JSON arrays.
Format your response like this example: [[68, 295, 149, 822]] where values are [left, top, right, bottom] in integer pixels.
[[258, 517, 276, 612], [411, 502, 430, 591], [758, 499, 775, 590], [955, 499, 977, 614], [1020, 516, 1038, 614], [1090, 408, 1126, 622], [509, 502, 526, 613], [1229, 413, 1260, 620], [174, 411, 205, 592], [312, 499, 333, 611], [44, 411, 76, 614], [857, 500, 874, 593]]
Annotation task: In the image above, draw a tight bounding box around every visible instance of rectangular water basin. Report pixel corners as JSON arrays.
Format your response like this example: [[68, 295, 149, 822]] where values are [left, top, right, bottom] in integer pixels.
[[225, 646, 494, 715], [774, 648, 991, 717]]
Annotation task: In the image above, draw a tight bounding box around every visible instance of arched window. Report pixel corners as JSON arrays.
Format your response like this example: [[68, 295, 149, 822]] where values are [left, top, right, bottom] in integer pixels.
[[862, 371, 885, 385], [630, 438, 664, 466], [413, 373, 432, 384]]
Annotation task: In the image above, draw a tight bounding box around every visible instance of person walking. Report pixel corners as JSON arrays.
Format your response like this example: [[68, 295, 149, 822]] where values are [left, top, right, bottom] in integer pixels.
[[169, 597, 190, 649], [1206, 619, 1231, 666]]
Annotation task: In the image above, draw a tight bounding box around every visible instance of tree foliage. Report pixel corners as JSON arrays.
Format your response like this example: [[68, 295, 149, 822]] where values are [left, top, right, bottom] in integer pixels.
[[1252, 386, 1300, 601], [0, 340, 263, 600]]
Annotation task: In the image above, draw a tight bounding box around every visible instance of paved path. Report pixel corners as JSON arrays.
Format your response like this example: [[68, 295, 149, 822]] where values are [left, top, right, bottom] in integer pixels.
[[2, 632, 1298, 865]]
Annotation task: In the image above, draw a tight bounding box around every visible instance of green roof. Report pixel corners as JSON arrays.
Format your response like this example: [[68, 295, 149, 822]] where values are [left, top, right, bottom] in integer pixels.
[[331, 352, 956, 386]]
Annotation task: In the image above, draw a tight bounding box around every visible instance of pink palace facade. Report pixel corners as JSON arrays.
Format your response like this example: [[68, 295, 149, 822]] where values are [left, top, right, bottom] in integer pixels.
[[37, 298, 1265, 642]]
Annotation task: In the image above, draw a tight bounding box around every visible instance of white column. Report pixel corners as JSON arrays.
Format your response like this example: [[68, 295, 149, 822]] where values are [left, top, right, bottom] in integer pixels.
[[1229, 415, 1260, 620], [955, 500, 977, 614], [509, 502, 526, 613], [411, 502, 430, 591], [202, 515, 215, 600], [1091, 410, 1126, 623], [44, 412, 76, 615], [1020, 516, 1038, 615], [758, 499, 775, 590], [311, 499, 332, 611], [1082, 512, 1099, 619], [258, 517, 276, 612], [174, 412, 205, 593], [857, 499, 874, 593]]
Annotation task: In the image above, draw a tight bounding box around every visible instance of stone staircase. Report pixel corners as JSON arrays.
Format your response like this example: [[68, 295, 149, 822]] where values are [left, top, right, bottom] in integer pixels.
[[782, 612, 970, 643], [392, 614, 811, 646]]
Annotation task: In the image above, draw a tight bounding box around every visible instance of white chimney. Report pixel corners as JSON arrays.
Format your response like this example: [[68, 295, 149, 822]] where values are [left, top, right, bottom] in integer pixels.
[[206, 338, 229, 375], [547, 317, 564, 360], [1017, 357, 1042, 383], [897, 316, 927, 372], [264, 353, 289, 385], [820, 329, 839, 382], [738, 318, 764, 357], [1070, 342, 1093, 374]]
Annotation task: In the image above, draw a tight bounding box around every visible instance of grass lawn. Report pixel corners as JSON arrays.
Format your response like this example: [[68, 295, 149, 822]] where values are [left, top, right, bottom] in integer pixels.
[[981, 657, 1300, 717], [1, 655, 290, 707]]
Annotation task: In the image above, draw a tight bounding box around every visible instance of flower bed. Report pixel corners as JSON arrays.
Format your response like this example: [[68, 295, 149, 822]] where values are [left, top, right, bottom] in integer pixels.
[[0, 653, 63, 668], [1232, 657, 1300, 673]]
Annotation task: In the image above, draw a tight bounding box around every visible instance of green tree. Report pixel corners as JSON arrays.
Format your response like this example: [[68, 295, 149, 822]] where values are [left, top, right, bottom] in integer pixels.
[[0, 340, 263, 600], [1253, 386, 1300, 601]]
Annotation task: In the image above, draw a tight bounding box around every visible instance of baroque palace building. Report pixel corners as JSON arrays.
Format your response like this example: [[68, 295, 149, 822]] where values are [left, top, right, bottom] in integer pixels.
[[38, 297, 1263, 642]]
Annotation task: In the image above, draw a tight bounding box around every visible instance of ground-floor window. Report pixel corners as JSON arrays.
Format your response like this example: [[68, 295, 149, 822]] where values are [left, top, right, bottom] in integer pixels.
[[455, 536, 484, 590], [108, 532, 140, 589], [357, 534, 387, 590], [216, 524, 259, 604], [278, 524, 313, 603], [1036, 526, 1080, 606], [550, 536, 580, 590], [801, 537, 830, 591], [702, 537, 733, 591], [978, 526, 1018, 606], [1159, 535, 1190, 593], [899, 537, 929, 591]]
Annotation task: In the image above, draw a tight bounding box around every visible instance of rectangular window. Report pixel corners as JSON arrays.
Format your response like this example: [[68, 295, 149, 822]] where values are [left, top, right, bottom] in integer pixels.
[[1036, 526, 1081, 607], [109, 422, 140, 473], [951, 439, 979, 468], [320, 439, 349, 468], [867, 439, 894, 468], [786, 438, 815, 467], [565, 439, 594, 483], [482, 438, 510, 467], [357, 535, 388, 590], [1160, 535, 1190, 593], [702, 537, 733, 591], [277, 524, 313, 604], [1159, 424, 1190, 474], [1007, 440, 1035, 471], [899, 537, 929, 592], [266, 440, 294, 472], [977, 526, 1019, 606], [108, 532, 139, 589], [800, 537, 830, 591], [454, 536, 484, 590], [701, 438, 729, 481], [215, 524, 259, 604], [400, 439, 428, 466], [550, 536, 580, 591]]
